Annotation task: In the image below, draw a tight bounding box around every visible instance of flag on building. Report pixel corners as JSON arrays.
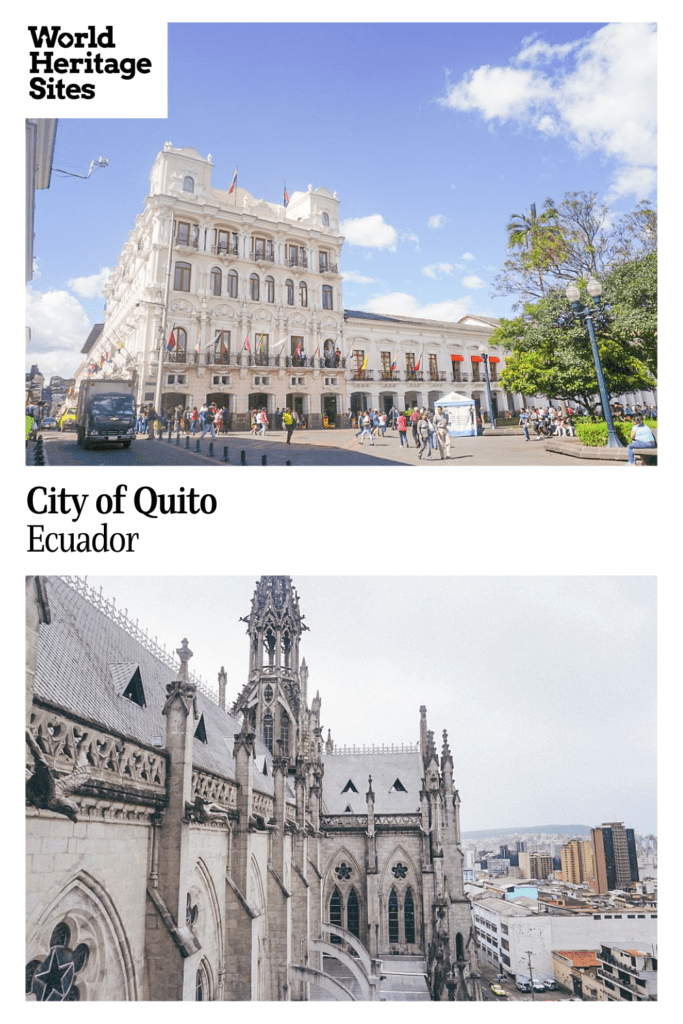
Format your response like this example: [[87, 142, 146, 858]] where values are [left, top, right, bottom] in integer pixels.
[[360, 353, 368, 371], [295, 341, 302, 356], [166, 329, 176, 351], [242, 336, 250, 352], [390, 352, 397, 372], [228, 167, 238, 194], [314, 344, 320, 358]]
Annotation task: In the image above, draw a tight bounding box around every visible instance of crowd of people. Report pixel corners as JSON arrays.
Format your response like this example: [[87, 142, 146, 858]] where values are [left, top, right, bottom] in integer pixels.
[[518, 407, 577, 440], [353, 405, 453, 460]]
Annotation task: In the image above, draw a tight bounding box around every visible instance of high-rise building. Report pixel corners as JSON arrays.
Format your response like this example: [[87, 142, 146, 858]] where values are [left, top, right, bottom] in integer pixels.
[[590, 823, 639, 893], [560, 839, 594, 884]]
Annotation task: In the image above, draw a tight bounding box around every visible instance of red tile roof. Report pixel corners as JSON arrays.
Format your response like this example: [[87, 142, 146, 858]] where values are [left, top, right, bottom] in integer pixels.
[[556, 951, 600, 967]]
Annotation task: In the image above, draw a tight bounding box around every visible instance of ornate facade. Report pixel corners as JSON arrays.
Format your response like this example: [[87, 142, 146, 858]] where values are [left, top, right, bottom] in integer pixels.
[[26, 575, 480, 1001]]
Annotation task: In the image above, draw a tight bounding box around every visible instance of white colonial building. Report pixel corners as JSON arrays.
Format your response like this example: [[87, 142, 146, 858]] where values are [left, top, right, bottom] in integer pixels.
[[73, 144, 522, 428]]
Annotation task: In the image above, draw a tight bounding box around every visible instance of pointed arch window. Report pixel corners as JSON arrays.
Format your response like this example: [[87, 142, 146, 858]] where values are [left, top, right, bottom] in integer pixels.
[[280, 711, 290, 758], [404, 886, 415, 944], [263, 712, 274, 753], [282, 630, 292, 668], [388, 888, 399, 944], [329, 886, 343, 944], [194, 714, 207, 744], [264, 627, 276, 665], [347, 888, 360, 939]]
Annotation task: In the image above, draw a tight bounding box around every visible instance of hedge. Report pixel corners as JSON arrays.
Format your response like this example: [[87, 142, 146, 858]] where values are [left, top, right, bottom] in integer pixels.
[[575, 420, 657, 447]]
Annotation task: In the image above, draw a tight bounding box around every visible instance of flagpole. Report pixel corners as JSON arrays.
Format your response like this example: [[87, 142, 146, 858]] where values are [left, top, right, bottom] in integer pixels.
[[154, 217, 174, 413]]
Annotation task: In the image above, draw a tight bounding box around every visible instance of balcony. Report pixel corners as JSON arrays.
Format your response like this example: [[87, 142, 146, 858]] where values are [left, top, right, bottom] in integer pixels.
[[250, 250, 275, 264], [166, 349, 190, 364], [380, 371, 401, 382], [319, 262, 339, 274], [427, 371, 447, 382], [211, 243, 239, 257], [404, 370, 424, 382], [351, 370, 374, 381], [285, 254, 308, 269], [174, 236, 199, 250]]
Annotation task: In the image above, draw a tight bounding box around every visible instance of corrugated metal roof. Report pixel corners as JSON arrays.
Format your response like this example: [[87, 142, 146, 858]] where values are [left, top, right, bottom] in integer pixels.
[[322, 751, 424, 815], [33, 577, 274, 795]]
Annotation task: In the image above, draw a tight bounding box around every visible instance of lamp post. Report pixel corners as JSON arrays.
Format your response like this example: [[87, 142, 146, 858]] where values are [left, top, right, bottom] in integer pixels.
[[478, 345, 496, 430], [565, 278, 622, 448]]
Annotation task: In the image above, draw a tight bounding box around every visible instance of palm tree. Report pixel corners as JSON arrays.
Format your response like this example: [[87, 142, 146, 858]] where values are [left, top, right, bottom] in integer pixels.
[[506, 202, 561, 296]]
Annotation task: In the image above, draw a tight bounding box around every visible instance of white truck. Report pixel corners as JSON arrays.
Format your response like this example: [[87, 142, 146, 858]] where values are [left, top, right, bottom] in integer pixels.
[[76, 379, 136, 449]]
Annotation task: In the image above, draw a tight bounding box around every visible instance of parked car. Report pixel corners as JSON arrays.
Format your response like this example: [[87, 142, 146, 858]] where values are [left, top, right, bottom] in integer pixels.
[[490, 983, 507, 998], [532, 978, 546, 993], [58, 407, 77, 431], [41, 416, 57, 430], [516, 977, 531, 992]]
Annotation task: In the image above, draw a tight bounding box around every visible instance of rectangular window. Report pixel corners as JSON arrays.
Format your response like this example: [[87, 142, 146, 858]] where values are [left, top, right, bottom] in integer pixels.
[[174, 262, 191, 291], [322, 285, 333, 310], [288, 244, 299, 266], [255, 333, 269, 364], [406, 353, 416, 376], [215, 229, 238, 255], [176, 222, 199, 247], [381, 351, 392, 377], [319, 250, 329, 272], [429, 353, 438, 379], [214, 331, 231, 364]]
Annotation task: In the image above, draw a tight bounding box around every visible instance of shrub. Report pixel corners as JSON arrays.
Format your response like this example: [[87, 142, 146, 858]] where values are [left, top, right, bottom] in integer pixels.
[[575, 419, 657, 446]]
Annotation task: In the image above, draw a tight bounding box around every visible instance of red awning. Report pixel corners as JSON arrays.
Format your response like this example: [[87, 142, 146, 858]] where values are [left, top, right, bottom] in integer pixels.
[[471, 355, 483, 362], [451, 354, 464, 361], [489, 356, 500, 363]]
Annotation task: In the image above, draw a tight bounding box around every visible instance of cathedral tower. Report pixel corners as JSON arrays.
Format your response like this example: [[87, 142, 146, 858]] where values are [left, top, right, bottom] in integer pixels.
[[232, 576, 313, 768]]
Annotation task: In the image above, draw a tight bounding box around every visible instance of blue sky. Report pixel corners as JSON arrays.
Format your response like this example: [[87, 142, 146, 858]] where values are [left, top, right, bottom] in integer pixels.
[[27, 21, 657, 378]]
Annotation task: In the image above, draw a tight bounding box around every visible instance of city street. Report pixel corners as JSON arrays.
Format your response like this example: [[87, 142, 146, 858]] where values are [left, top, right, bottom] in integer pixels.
[[477, 960, 574, 1003], [30, 429, 623, 468]]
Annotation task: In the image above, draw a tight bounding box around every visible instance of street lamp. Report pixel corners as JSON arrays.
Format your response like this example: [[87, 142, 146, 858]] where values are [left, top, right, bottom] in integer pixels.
[[478, 345, 497, 430], [565, 278, 622, 448]]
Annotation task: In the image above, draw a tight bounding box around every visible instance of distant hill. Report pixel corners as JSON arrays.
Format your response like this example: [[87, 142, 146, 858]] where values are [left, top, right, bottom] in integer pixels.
[[462, 824, 591, 840]]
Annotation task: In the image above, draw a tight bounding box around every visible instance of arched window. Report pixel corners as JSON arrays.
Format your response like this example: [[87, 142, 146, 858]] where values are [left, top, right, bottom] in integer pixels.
[[265, 276, 275, 303], [286, 279, 294, 306], [250, 273, 260, 301], [263, 712, 273, 753], [282, 630, 292, 667], [210, 267, 222, 296], [183, 176, 195, 193], [322, 212, 329, 226], [455, 932, 465, 962], [227, 269, 238, 298], [388, 888, 399, 944], [174, 261, 191, 291], [347, 888, 360, 939], [264, 627, 276, 665], [404, 886, 415, 944], [280, 711, 290, 758], [299, 281, 308, 307], [170, 327, 187, 362], [329, 886, 343, 944], [322, 285, 333, 310]]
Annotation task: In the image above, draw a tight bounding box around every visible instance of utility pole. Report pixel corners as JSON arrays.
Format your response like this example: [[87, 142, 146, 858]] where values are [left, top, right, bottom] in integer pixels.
[[526, 950, 535, 1002]]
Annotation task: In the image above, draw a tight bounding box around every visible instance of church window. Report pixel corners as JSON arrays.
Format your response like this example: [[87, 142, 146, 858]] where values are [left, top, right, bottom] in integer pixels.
[[282, 631, 292, 668], [280, 711, 290, 757], [194, 714, 207, 744], [264, 683, 273, 703], [347, 888, 360, 938], [342, 779, 358, 793], [263, 713, 274, 752], [329, 886, 343, 944], [264, 628, 276, 665], [391, 862, 408, 879], [335, 862, 352, 880], [186, 892, 198, 926], [174, 261, 191, 291], [210, 267, 222, 296], [183, 176, 194, 193], [388, 888, 399, 944], [404, 887, 415, 943], [26, 921, 89, 1001], [195, 970, 204, 1001], [390, 778, 407, 792], [122, 667, 146, 707]]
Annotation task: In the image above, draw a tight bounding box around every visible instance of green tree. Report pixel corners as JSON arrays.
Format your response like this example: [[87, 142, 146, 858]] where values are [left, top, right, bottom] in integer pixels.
[[494, 256, 657, 414], [495, 193, 657, 309]]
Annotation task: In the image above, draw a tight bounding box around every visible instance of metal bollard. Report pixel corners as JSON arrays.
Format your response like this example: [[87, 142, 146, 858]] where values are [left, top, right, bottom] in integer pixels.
[[195, 438, 200, 453], [209, 441, 214, 458], [222, 446, 229, 462], [285, 460, 291, 466], [185, 434, 190, 449], [176, 430, 180, 445], [167, 426, 172, 441], [261, 454, 267, 466], [240, 450, 246, 465]]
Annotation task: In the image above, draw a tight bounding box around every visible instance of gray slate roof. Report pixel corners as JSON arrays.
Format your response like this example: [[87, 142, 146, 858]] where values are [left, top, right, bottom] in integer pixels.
[[33, 577, 275, 796], [322, 751, 424, 815]]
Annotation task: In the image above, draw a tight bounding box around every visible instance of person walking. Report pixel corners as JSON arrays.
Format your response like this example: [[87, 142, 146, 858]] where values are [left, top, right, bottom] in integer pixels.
[[258, 407, 268, 436], [519, 409, 530, 441], [200, 405, 216, 439], [434, 406, 451, 460], [357, 411, 374, 445], [397, 411, 409, 448], [417, 412, 431, 459], [283, 407, 295, 444]]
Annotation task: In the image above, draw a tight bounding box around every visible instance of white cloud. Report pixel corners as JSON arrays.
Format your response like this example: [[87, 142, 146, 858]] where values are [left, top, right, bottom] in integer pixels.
[[67, 267, 111, 299], [400, 231, 420, 250], [342, 270, 375, 284], [461, 252, 475, 261], [422, 262, 461, 279], [26, 287, 92, 378], [440, 23, 657, 200], [427, 214, 446, 229], [340, 214, 397, 250], [462, 274, 486, 289], [361, 291, 481, 323]]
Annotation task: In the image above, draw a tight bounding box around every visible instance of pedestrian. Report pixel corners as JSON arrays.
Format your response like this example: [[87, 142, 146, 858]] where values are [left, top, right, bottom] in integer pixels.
[[258, 407, 268, 436], [397, 411, 409, 447], [283, 407, 295, 444], [434, 406, 451, 460], [627, 416, 656, 464], [200, 405, 216, 439], [416, 412, 431, 459], [146, 406, 157, 438], [357, 410, 374, 445], [410, 407, 420, 446], [519, 409, 530, 441]]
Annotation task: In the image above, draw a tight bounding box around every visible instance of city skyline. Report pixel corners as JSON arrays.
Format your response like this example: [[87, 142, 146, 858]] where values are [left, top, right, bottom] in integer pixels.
[[82, 575, 656, 835], [26, 20, 657, 377]]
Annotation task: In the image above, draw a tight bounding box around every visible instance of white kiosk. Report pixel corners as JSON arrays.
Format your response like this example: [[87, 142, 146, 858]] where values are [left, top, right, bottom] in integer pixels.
[[434, 391, 477, 437]]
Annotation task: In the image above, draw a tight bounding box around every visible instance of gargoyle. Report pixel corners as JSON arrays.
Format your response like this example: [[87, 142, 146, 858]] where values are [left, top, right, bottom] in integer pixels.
[[25, 730, 90, 823], [185, 796, 230, 823]]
